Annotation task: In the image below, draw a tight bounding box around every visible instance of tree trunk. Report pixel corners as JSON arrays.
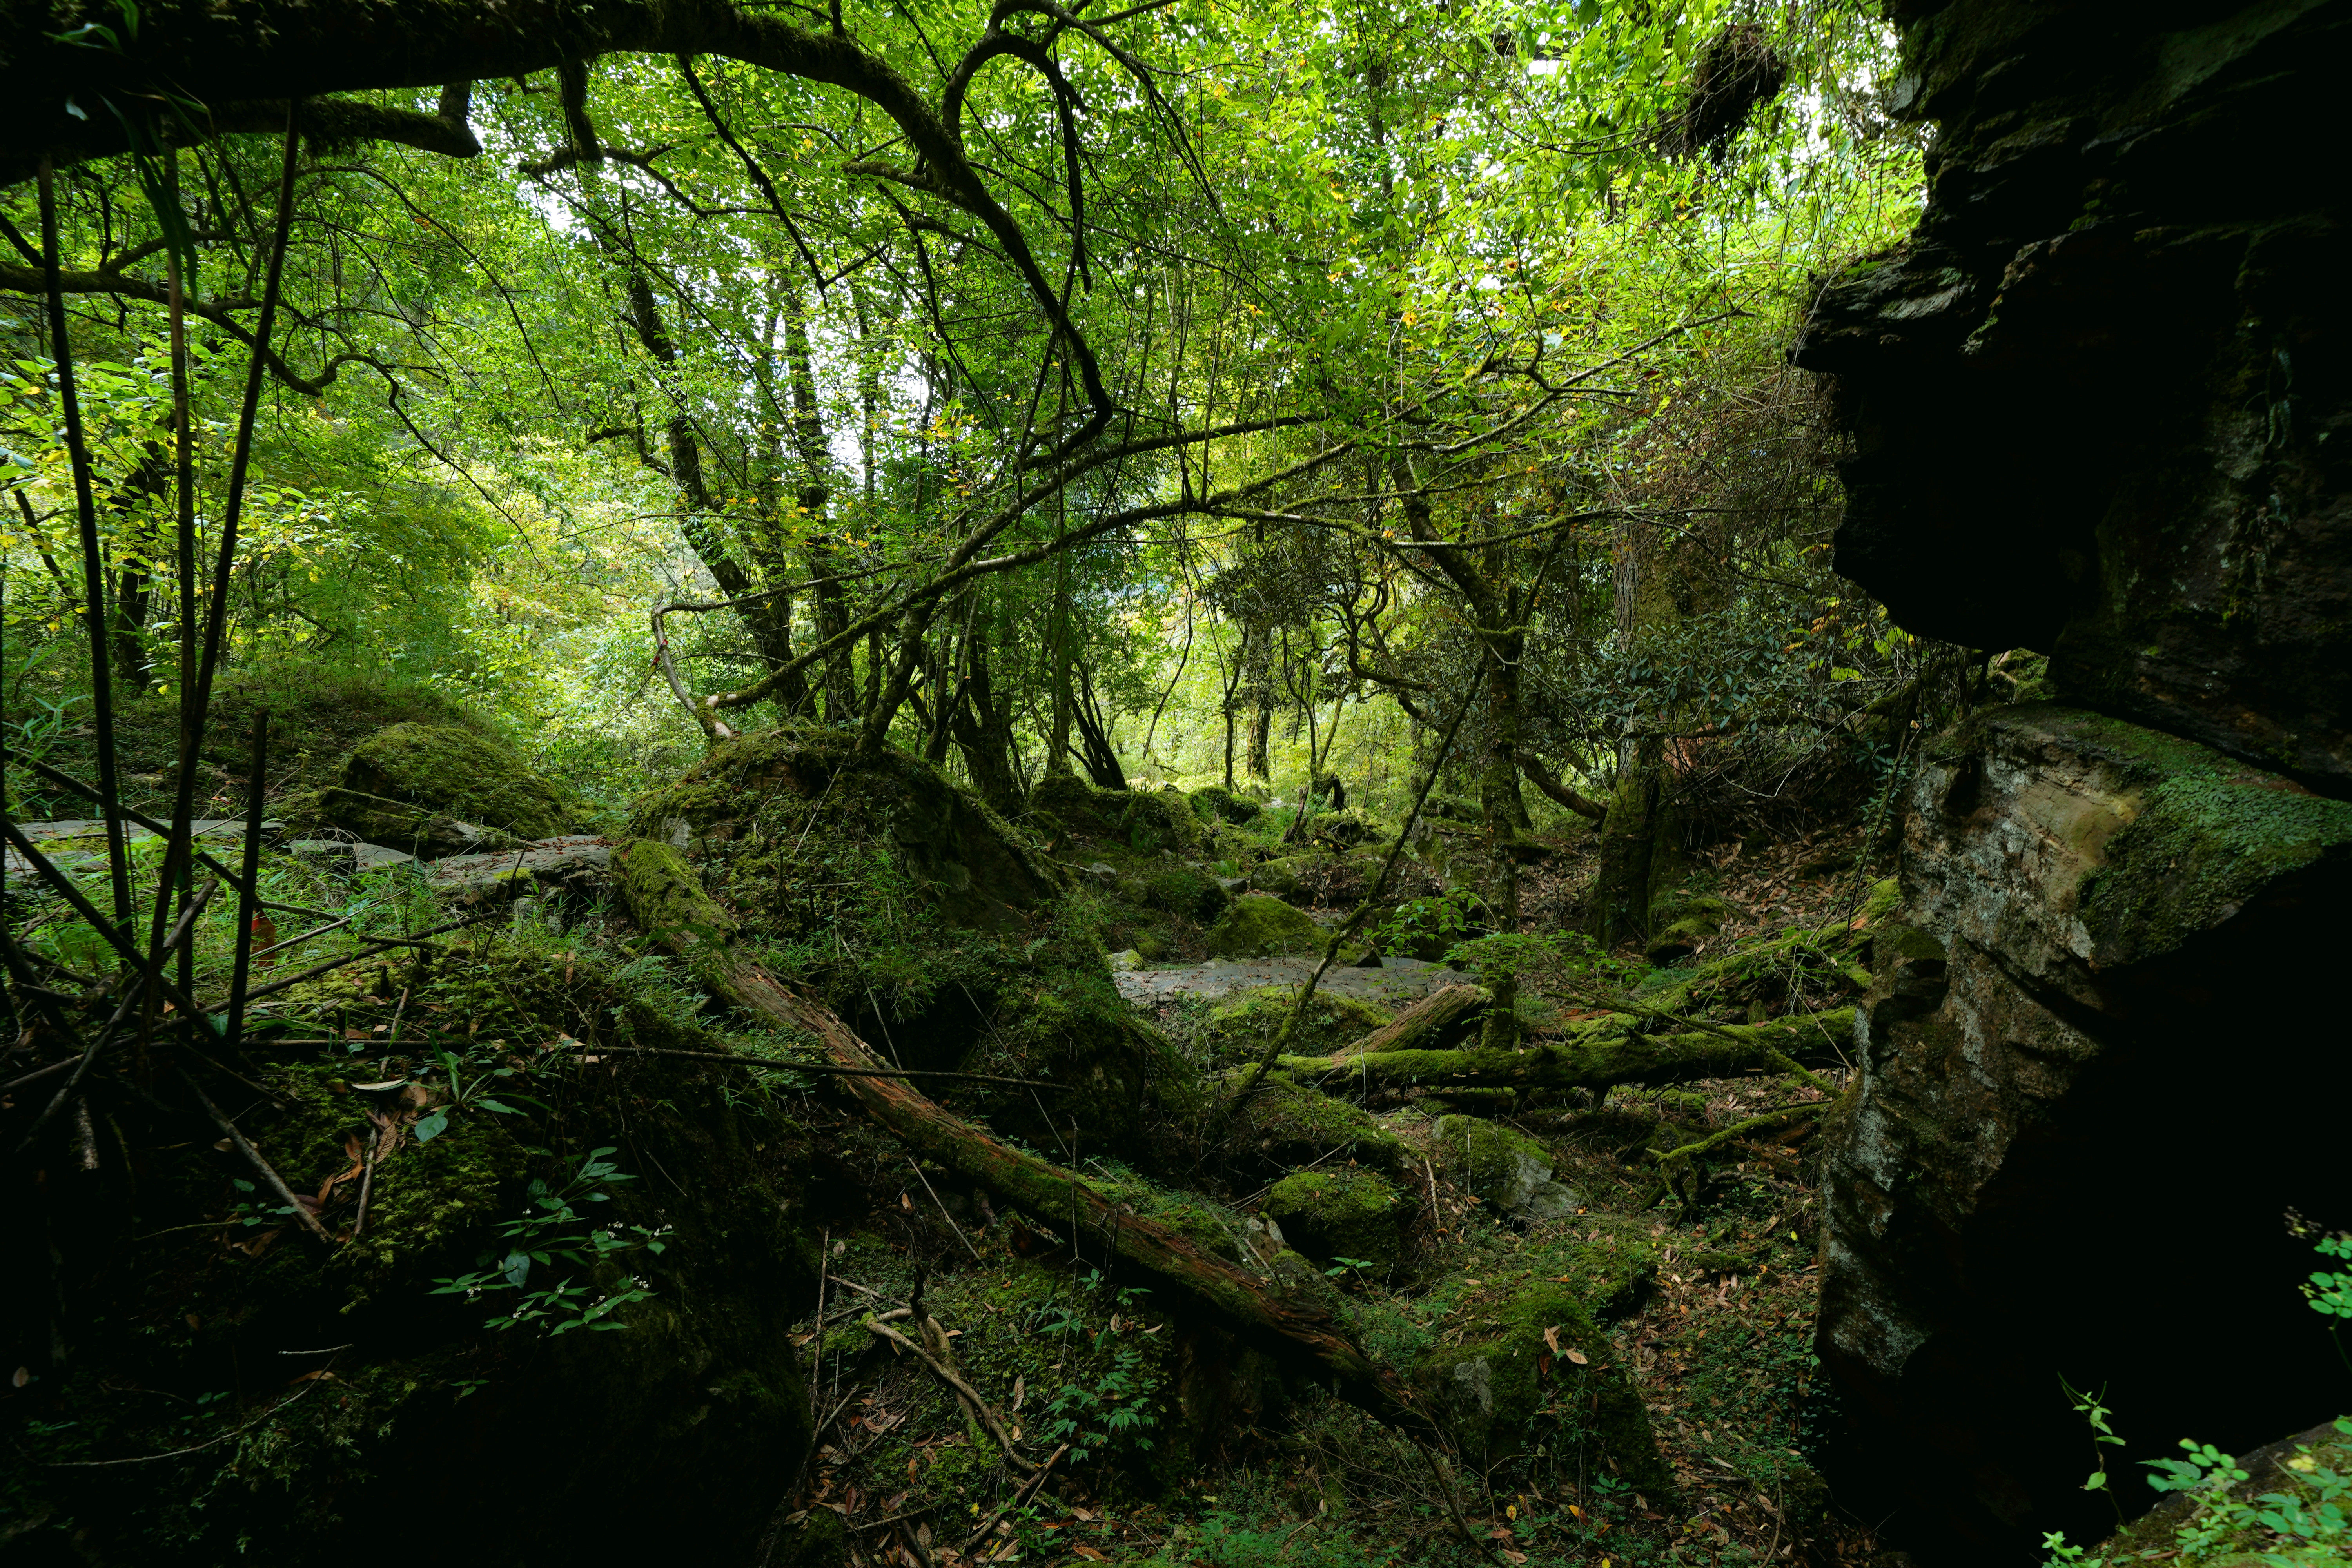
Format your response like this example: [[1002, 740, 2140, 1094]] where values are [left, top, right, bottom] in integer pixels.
[[1590, 739, 1665, 950], [610, 837, 1440, 1440], [1242, 621, 1273, 779], [1069, 662, 1129, 789], [951, 621, 1024, 813], [624, 274, 797, 679]]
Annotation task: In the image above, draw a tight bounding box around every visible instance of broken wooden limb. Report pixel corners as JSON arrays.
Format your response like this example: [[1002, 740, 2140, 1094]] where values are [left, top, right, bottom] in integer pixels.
[[181, 1069, 333, 1243], [1652, 1100, 1831, 1167], [1273, 1007, 1855, 1098], [611, 836, 1443, 1442], [1337, 983, 1489, 1058], [1517, 752, 1607, 822]]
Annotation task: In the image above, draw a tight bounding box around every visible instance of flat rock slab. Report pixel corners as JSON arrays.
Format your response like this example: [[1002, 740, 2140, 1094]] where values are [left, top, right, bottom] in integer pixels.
[[7, 820, 284, 880], [426, 838, 613, 893], [18, 818, 282, 841], [1112, 954, 1469, 1008]]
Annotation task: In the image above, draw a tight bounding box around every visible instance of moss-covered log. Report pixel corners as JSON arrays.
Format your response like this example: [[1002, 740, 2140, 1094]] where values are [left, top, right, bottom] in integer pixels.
[[612, 837, 1442, 1441], [1274, 1008, 1853, 1097]]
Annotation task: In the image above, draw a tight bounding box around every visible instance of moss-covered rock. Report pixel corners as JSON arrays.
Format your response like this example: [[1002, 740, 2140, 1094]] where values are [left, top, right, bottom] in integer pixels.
[[1411, 1283, 1672, 1492], [1120, 785, 1205, 857], [1245, 855, 1308, 902], [50, 665, 514, 818], [623, 728, 1193, 1152], [1140, 864, 1230, 922], [1644, 893, 1733, 964], [1030, 771, 1126, 836], [1229, 1074, 1410, 1177], [1203, 985, 1391, 1065], [330, 722, 586, 843], [1429, 1116, 1579, 1221], [1520, 1215, 1663, 1321], [1204, 893, 1322, 958], [1190, 785, 1261, 826], [1263, 1170, 1410, 1267]]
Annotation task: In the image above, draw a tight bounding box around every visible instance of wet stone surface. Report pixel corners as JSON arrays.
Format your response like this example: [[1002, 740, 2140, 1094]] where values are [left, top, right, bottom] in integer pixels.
[[1110, 953, 1469, 1007]]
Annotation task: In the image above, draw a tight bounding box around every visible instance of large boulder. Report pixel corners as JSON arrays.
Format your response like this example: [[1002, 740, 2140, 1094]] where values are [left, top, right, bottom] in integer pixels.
[[1203, 985, 1391, 1066], [1262, 1169, 1410, 1268], [315, 722, 586, 856], [1120, 785, 1205, 857], [1815, 705, 2352, 1556], [1225, 1075, 1411, 1180], [1791, 2, 2352, 1554], [625, 727, 1187, 1152], [1028, 771, 1125, 837], [1189, 784, 1261, 826], [1204, 892, 1323, 958]]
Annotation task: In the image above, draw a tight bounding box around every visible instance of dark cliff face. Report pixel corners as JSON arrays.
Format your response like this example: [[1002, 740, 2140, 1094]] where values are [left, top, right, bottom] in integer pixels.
[[1795, 0, 2352, 793], [1795, 3, 2352, 1561]]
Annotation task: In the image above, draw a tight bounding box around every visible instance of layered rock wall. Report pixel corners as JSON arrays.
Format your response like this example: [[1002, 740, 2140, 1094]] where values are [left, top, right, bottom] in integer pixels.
[[1795, 1, 2352, 1557]]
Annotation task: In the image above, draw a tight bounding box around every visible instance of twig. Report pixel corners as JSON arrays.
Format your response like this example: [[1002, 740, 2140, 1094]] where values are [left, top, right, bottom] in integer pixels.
[[349, 1109, 387, 1243], [219, 909, 506, 1010], [850, 1505, 942, 1533], [964, 1443, 1070, 1554], [180, 1069, 331, 1243], [249, 915, 354, 962], [864, 1317, 1037, 1474], [907, 1156, 984, 1260], [1411, 1436, 1505, 1565], [1651, 1103, 1829, 1168], [45, 1357, 336, 1466]]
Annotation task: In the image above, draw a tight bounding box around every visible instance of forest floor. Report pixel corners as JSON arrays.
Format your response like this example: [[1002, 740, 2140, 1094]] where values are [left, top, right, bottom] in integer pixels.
[[4, 710, 1910, 1568], [769, 811, 1901, 1568]]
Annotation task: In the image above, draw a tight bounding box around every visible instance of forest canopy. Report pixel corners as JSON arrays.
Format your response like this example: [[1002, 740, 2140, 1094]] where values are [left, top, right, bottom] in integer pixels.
[[0, 0, 1926, 841]]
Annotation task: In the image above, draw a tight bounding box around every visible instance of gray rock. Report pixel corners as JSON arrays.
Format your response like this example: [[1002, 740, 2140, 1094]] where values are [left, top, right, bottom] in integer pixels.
[[1817, 706, 2352, 1551]]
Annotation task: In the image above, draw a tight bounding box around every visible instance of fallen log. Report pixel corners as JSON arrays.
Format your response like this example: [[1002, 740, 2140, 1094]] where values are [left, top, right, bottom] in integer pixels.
[[1272, 1007, 1854, 1098], [1340, 982, 1489, 1057], [612, 838, 1442, 1441]]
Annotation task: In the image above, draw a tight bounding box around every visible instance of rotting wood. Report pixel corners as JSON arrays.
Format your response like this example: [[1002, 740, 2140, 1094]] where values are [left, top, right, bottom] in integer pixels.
[[1336, 982, 1489, 1058]]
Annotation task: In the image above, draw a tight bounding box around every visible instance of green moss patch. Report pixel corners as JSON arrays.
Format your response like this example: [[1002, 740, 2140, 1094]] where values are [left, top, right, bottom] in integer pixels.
[[1229, 1076, 1409, 1178], [1204, 986, 1391, 1065], [1410, 1281, 1672, 1492], [1427, 1117, 1579, 1221], [1205, 893, 1323, 958], [1264, 1170, 1410, 1267]]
